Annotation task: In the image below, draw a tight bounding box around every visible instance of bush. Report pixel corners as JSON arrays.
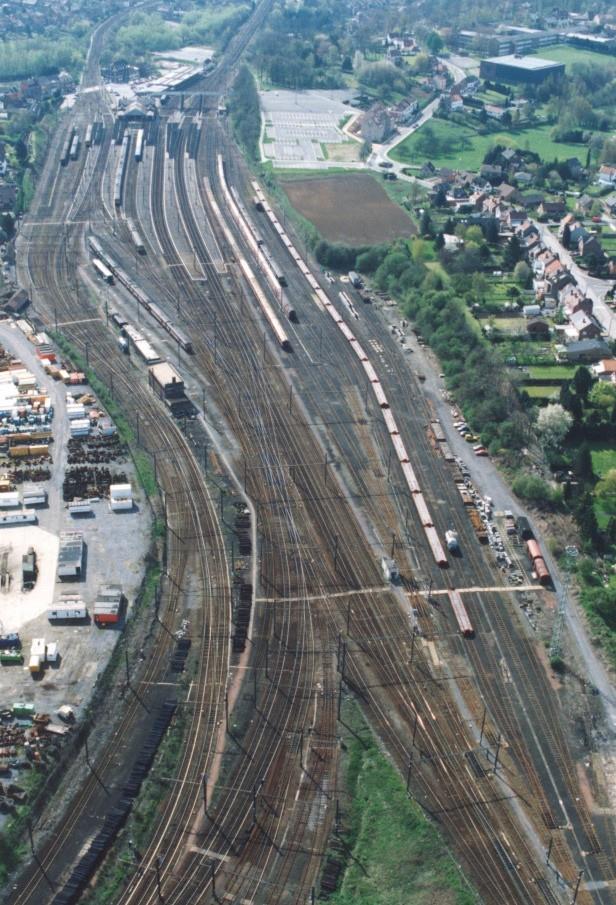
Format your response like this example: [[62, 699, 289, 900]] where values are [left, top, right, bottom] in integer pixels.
[[512, 474, 558, 508]]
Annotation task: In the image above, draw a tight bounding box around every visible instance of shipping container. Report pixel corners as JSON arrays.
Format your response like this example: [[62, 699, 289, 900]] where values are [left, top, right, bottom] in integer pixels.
[[29, 655, 42, 674], [0, 651, 23, 665], [12, 702, 34, 718], [110, 498, 133, 512], [48, 605, 87, 621], [448, 589, 474, 637], [0, 492, 20, 508], [0, 509, 37, 526]]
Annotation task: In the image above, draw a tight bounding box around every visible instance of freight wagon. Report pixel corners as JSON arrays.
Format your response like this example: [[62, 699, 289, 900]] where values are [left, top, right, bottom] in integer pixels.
[[92, 258, 114, 284]]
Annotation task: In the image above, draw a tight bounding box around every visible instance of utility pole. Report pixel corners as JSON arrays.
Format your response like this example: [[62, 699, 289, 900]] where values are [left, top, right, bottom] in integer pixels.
[[571, 870, 584, 905]]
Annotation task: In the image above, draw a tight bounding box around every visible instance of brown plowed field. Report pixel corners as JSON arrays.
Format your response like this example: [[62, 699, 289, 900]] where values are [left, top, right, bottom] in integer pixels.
[[283, 173, 416, 245]]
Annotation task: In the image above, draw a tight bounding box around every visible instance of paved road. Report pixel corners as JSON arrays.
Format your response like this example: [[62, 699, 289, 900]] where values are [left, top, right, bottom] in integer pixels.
[[534, 220, 616, 338]]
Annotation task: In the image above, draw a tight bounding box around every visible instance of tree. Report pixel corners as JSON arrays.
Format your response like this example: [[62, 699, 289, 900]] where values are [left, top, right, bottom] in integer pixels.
[[484, 218, 500, 244], [419, 210, 433, 237], [425, 31, 444, 55], [434, 185, 447, 207], [562, 222, 571, 250], [572, 442, 594, 482], [573, 366, 593, 403], [435, 231, 445, 250], [513, 260, 532, 288], [503, 235, 523, 270], [471, 272, 488, 302], [536, 403, 573, 451], [576, 492, 601, 548]]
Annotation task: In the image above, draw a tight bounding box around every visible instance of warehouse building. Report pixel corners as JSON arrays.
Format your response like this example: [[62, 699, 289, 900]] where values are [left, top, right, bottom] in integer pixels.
[[58, 531, 84, 581], [148, 361, 185, 400], [480, 54, 565, 85]]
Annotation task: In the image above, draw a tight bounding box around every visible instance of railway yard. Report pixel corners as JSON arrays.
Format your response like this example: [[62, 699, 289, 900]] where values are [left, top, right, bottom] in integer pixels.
[[2, 3, 615, 904]]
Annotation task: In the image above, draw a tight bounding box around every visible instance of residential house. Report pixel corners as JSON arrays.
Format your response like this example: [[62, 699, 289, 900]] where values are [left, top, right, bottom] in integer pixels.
[[361, 103, 393, 143], [450, 94, 464, 111], [499, 183, 521, 204], [576, 193, 593, 215], [527, 318, 551, 338], [485, 104, 507, 120], [517, 220, 539, 244], [558, 213, 576, 236], [469, 190, 487, 210], [479, 163, 502, 182], [578, 234, 603, 259], [544, 258, 572, 294], [592, 359, 616, 382], [419, 161, 436, 179], [504, 208, 526, 229], [559, 284, 592, 316], [532, 248, 557, 276], [538, 198, 566, 219], [597, 164, 616, 186], [560, 339, 611, 363], [566, 309, 602, 342]]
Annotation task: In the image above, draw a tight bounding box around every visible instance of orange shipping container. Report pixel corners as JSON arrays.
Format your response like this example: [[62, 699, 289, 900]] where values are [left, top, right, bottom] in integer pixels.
[[9, 446, 29, 458]]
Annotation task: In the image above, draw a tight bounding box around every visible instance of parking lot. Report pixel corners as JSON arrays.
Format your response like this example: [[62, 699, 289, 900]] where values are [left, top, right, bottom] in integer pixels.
[[260, 89, 360, 166]]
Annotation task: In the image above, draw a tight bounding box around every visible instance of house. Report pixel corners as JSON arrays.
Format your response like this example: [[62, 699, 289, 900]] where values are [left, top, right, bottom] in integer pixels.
[[532, 248, 556, 276], [559, 284, 592, 316], [538, 199, 566, 218], [578, 234, 603, 259], [485, 104, 507, 120], [450, 94, 464, 111], [527, 318, 551, 338], [480, 163, 502, 182], [560, 339, 611, 363], [598, 165, 616, 186], [361, 103, 393, 143], [559, 213, 576, 236], [592, 359, 616, 382], [517, 220, 539, 243], [576, 193, 593, 215], [4, 288, 30, 316], [504, 208, 526, 229], [469, 190, 487, 210], [499, 183, 521, 203], [598, 161, 616, 184], [419, 161, 436, 179], [566, 309, 602, 341]]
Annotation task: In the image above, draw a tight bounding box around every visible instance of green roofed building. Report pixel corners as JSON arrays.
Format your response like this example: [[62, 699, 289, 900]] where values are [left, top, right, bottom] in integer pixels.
[[480, 54, 565, 85]]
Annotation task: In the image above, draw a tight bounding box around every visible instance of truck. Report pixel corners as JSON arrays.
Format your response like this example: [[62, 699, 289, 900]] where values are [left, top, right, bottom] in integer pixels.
[[445, 530, 460, 553], [469, 508, 488, 544], [348, 271, 363, 289]]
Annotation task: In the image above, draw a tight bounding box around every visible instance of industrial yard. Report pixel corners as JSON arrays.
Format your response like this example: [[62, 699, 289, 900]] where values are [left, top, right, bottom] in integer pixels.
[[0, 320, 150, 739], [0, 3, 614, 905]]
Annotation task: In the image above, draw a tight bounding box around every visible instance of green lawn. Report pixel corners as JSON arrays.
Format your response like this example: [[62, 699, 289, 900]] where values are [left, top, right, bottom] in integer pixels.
[[590, 445, 616, 477], [527, 365, 577, 380], [524, 385, 559, 399], [390, 119, 587, 170], [530, 44, 616, 71]]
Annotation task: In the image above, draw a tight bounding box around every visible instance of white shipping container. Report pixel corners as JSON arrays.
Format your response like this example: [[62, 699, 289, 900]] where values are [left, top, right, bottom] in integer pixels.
[[68, 500, 93, 514], [29, 654, 41, 673], [110, 498, 133, 512], [31, 637, 45, 657], [48, 606, 87, 621], [0, 509, 37, 526], [109, 483, 132, 500], [45, 642, 59, 663], [66, 404, 85, 420], [0, 491, 20, 508]]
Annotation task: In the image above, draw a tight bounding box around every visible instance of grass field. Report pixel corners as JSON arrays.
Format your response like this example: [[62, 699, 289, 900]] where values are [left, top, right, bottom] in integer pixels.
[[327, 701, 476, 905], [590, 445, 616, 477], [524, 385, 559, 399], [390, 119, 586, 170], [530, 45, 616, 71], [527, 365, 577, 380]]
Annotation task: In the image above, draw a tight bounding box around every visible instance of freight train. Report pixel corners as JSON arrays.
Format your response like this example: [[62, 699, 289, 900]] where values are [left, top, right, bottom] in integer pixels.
[[114, 133, 130, 207], [218, 158, 296, 323], [204, 174, 292, 351], [526, 539, 551, 586], [88, 236, 193, 354], [251, 180, 448, 568]]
